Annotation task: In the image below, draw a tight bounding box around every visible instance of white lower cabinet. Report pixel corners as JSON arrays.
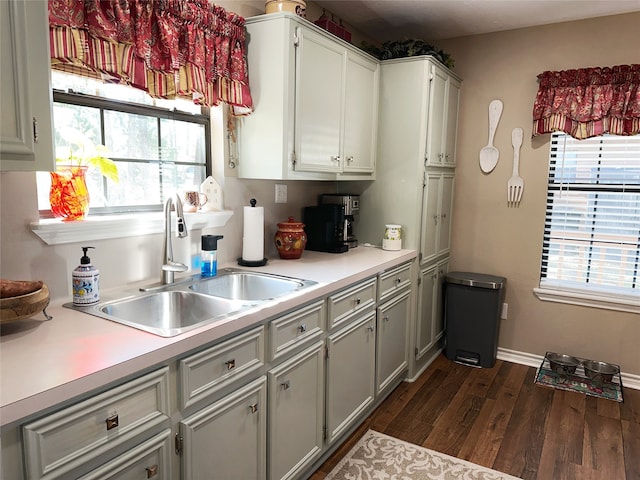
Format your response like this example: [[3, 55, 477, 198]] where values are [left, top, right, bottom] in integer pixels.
[[77, 429, 172, 480], [178, 377, 267, 480], [268, 341, 325, 480], [376, 289, 411, 395], [22, 367, 171, 480], [416, 259, 449, 360], [326, 311, 376, 444]]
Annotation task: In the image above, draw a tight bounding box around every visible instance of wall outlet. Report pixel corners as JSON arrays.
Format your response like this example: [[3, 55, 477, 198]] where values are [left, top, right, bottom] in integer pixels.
[[275, 184, 287, 203], [501, 302, 508, 320]]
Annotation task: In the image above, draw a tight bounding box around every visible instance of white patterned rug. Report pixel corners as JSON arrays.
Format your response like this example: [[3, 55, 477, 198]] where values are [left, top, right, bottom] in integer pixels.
[[325, 430, 522, 480]]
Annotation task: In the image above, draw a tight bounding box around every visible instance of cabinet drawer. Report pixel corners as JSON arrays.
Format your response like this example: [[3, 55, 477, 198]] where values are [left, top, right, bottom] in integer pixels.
[[179, 325, 264, 409], [378, 262, 412, 303], [78, 429, 171, 480], [23, 367, 170, 480], [327, 278, 376, 330], [269, 300, 325, 361]]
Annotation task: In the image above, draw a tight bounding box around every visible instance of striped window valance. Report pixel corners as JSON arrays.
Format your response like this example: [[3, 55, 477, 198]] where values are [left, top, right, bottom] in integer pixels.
[[533, 64, 640, 140], [48, 0, 253, 115]]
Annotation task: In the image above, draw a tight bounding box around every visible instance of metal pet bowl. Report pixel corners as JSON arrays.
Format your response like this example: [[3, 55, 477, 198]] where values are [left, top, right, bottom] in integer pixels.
[[547, 353, 580, 375], [583, 360, 619, 383]]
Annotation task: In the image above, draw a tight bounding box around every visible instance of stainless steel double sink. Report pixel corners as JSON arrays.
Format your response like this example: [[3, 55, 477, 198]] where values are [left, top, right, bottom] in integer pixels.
[[67, 269, 318, 337]]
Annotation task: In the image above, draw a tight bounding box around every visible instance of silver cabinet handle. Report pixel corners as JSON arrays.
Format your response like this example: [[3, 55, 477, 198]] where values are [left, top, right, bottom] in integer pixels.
[[331, 155, 341, 162], [225, 359, 236, 370], [346, 155, 354, 163], [383, 315, 390, 322], [395, 277, 402, 285], [146, 465, 158, 478], [281, 380, 291, 390], [105, 413, 119, 430], [367, 324, 375, 332], [248, 403, 259, 414], [354, 297, 361, 305], [298, 324, 307, 333]]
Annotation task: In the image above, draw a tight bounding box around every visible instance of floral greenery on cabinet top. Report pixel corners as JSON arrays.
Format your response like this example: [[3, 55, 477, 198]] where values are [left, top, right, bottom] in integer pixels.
[[361, 38, 454, 68]]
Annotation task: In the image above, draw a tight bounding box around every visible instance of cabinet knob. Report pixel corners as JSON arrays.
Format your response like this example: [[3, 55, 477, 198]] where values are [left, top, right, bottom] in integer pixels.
[[346, 156, 354, 163], [298, 324, 307, 333], [331, 155, 341, 162], [395, 277, 402, 285], [105, 413, 119, 430], [146, 465, 158, 478], [441, 213, 447, 219], [354, 297, 361, 305], [225, 359, 236, 370], [383, 315, 390, 322], [367, 324, 375, 332], [248, 403, 259, 414], [281, 380, 291, 390]]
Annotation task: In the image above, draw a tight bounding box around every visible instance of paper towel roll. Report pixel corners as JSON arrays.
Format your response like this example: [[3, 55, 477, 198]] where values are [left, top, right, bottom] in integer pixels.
[[242, 205, 264, 261]]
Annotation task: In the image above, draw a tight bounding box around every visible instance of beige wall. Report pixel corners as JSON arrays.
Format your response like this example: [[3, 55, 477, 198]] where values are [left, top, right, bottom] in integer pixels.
[[439, 13, 640, 375]]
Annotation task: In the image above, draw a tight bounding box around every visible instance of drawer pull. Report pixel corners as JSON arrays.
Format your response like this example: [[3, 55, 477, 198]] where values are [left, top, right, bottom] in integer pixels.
[[225, 359, 236, 370], [354, 297, 361, 305], [105, 413, 119, 431], [298, 324, 307, 333], [395, 277, 402, 285], [146, 465, 158, 478], [281, 380, 291, 390], [248, 403, 259, 414], [383, 315, 390, 322], [367, 324, 375, 332]]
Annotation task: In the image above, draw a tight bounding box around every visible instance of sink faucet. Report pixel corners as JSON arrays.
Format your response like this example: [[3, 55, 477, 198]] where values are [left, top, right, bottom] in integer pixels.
[[161, 193, 189, 284]]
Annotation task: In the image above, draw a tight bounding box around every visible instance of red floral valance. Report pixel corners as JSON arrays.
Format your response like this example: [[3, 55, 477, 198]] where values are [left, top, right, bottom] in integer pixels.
[[533, 64, 640, 139], [48, 0, 253, 115]]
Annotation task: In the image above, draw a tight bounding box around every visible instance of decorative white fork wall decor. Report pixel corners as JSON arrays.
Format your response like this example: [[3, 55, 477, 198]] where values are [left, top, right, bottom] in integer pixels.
[[507, 127, 524, 206]]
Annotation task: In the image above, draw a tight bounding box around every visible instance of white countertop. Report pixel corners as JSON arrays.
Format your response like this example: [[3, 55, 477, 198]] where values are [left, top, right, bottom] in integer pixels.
[[0, 247, 416, 427]]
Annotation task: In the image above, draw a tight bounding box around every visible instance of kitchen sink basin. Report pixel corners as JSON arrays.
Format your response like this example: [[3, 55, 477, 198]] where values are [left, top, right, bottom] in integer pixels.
[[97, 290, 252, 337], [189, 269, 317, 301], [65, 269, 318, 337]]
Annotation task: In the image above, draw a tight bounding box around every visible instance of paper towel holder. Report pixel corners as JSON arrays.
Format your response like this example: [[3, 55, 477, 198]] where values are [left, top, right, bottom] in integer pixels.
[[238, 198, 268, 267]]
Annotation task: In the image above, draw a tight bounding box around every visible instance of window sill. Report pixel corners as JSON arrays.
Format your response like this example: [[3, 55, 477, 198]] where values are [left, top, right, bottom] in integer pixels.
[[533, 287, 639, 314], [30, 210, 234, 245]]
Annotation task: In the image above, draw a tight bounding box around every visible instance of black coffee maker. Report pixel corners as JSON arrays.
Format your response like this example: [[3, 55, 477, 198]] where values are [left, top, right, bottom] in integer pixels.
[[303, 204, 349, 253]]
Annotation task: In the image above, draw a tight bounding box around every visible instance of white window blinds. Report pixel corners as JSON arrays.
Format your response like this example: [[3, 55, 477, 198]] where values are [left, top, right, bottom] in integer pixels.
[[540, 133, 640, 300]]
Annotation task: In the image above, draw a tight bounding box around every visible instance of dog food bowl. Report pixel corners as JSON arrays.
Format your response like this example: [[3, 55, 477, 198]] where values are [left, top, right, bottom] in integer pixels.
[[547, 353, 580, 375], [583, 360, 619, 383]]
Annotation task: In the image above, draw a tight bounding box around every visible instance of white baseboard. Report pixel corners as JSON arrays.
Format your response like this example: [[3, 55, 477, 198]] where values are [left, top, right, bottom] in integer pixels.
[[497, 347, 640, 391]]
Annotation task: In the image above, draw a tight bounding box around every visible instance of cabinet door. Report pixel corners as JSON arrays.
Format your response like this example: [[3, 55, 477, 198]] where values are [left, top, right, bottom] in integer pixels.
[[443, 76, 461, 166], [438, 172, 455, 256], [180, 377, 267, 480], [342, 53, 378, 174], [420, 172, 442, 263], [0, 0, 54, 171], [326, 311, 376, 443], [294, 26, 344, 173], [268, 342, 324, 480], [416, 261, 447, 360], [424, 64, 447, 166], [376, 290, 410, 395]]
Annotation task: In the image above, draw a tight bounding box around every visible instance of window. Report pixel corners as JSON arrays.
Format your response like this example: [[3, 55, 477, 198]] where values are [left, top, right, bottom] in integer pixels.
[[539, 133, 640, 308], [37, 72, 211, 215]]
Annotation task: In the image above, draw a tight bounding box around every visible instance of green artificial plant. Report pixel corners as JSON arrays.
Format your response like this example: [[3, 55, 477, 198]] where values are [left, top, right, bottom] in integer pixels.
[[55, 127, 119, 183]]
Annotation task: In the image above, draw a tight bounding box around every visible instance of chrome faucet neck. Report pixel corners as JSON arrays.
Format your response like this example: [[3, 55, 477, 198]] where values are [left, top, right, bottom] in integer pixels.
[[161, 194, 189, 284]]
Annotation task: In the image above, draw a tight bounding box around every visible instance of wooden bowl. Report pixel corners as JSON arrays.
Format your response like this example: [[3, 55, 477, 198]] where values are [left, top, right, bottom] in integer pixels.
[[0, 284, 50, 324]]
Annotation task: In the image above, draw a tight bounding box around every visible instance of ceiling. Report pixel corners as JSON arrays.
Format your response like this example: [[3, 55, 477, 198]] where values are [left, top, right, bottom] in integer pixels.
[[311, 0, 640, 42]]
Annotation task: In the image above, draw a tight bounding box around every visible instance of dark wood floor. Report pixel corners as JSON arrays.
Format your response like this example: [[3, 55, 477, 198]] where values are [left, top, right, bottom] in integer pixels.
[[310, 354, 640, 479]]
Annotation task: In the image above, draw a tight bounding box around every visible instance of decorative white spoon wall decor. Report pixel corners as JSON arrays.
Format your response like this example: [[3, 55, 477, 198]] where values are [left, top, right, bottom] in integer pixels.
[[479, 99, 503, 173]]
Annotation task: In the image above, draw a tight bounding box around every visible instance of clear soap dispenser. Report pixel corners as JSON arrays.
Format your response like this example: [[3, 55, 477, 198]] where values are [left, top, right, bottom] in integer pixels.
[[72, 246, 100, 305], [201, 235, 224, 277]]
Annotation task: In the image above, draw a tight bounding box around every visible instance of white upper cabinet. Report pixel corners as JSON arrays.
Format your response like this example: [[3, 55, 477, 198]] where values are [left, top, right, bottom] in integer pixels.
[[425, 63, 461, 167], [0, 0, 54, 171], [238, 13, 378, 180]]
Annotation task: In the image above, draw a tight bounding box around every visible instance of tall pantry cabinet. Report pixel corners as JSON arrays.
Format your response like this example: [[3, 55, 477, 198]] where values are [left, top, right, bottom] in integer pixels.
[[356, 56, 461, 379]]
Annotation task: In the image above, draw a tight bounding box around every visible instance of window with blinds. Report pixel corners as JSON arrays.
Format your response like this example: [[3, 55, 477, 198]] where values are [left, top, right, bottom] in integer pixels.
[[540, 133, 640, 301]]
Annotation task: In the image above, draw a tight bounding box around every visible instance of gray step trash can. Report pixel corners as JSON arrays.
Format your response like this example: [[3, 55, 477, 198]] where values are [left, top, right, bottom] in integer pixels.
[[444, 272, 506, 368]]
